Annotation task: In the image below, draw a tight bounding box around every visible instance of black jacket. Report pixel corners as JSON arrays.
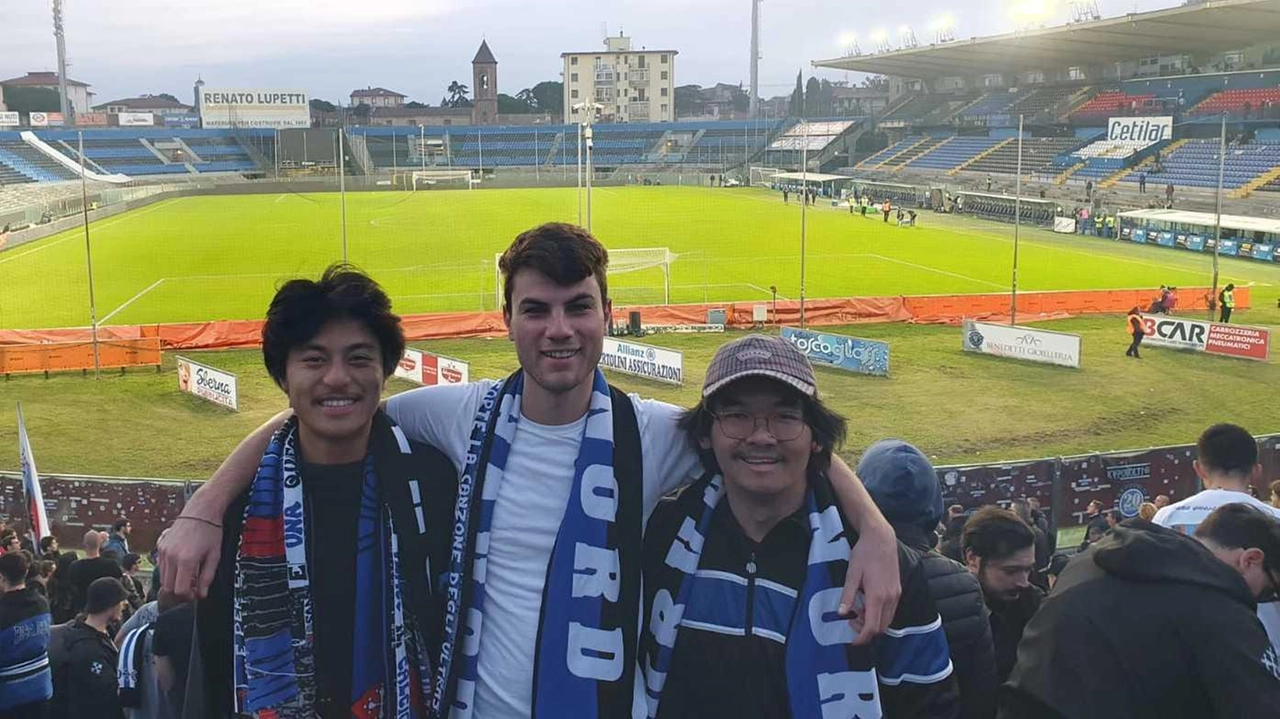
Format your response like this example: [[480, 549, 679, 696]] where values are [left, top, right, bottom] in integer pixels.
[[990, 586, 1043, 684], [1000, 521, 1280, 719], [49, 618, 122, 719], [920, 549, 998, 719], [644, 492, 961, 719]]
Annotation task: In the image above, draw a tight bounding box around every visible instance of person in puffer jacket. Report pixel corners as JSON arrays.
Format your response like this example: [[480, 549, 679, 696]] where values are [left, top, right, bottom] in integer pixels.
[[860, 439, 999, 719]]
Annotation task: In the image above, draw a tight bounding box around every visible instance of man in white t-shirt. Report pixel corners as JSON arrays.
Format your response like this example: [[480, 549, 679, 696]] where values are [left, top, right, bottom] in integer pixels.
[[158, 223, 902, 719], [1154, 422, 1280, 654]]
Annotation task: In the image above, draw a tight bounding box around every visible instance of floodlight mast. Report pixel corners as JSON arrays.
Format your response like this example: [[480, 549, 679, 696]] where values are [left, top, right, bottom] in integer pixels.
[[52, 0, 72, 121]]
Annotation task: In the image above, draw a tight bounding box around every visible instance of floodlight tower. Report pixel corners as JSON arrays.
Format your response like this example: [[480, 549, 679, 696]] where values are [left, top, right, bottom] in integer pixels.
[[931, 15, 956, 44], [871, 30, 892, 54], [899, 25, 919, 50], [52, 0, 72, 119], [1069, 0, 1102, 23], [749, 0, 762, 117]]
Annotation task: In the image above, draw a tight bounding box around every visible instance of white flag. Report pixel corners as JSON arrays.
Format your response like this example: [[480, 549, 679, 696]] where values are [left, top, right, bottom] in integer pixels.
[[16, 403, 51, 541]]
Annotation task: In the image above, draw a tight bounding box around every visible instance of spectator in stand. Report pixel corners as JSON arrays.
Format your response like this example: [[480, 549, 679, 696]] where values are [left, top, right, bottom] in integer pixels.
[[1085, 180, 1093, 202], [120, 554, 146, 613], [1270, 480, 1280, 509], [1010, 499, 1050, 582], [64, 529, 124, 621], [1165, 183, 1175, 208], [1126, 306, 1145, 359], [1139, 171, 1147, 194], [104, 519, 131, 562], [115, 592, 167, 719], [27, 559, 55, 599], [151, 599, 196, 717], [940, 513, 968, 563], [644, 340, 959, 718], [0, 551, 53, 717], [1105, 509, 1123, 531], [1044, 554, 1070, 590], [986, 175, 993, 192], [1155, 423, 1280, 656], [0, 531, 21, 555], [1000, 503, 1280, 718], [1027, 497, 1055, 556], [38, 536, 59, 563], [962, 507, 1042, 683], [1138, 502, 1159, 521], [1155, 494, 1171, 509], [50, 552, 79, 624], [49, 577, 129, 719], [861, 439, 998, 719], [1079, 500, 1109, 551]]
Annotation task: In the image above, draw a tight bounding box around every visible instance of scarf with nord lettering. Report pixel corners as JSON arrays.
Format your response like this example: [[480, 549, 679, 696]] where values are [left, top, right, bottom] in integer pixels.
[[232, 414, 432, 718], [641, 472, 872, 719], [432, 369, 641, 719]]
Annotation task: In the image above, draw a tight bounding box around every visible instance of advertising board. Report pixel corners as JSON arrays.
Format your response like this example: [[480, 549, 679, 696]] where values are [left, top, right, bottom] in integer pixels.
[[781, 326, 890, 376], [176, 356, 238, 410], [393, 348, 471, 386], [962, 320, 1082, 368], [600, 337, 683, 385], [1107, 115, 1172, 144], [199, 88, 310, 129], [1139, 315, 1270, 361]]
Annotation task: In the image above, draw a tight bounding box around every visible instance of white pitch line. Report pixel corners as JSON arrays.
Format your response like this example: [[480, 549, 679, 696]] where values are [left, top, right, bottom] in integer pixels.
[[0, 199, 177, 267], [98, 278, 166, 325], [274, 194, 287, 204], [746, 283, 789, 300], [868, 254, 1007, 289]]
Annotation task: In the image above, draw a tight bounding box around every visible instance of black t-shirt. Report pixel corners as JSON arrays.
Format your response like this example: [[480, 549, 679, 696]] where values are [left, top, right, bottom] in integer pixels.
[[198, 443, 456, 719], [300, 460, 365, 715], [66, 556, 124, 612], [152, 601, 196, 691]]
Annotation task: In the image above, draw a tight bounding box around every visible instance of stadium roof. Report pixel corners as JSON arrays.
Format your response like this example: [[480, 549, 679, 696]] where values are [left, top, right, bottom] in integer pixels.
[[813, 0, 1280, 79], [1118, 208, 1280, 235], [1, 71, 90, 88]]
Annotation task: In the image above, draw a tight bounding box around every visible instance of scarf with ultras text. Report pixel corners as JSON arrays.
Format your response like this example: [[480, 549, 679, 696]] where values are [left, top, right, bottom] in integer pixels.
[[232, 414, 433, 718]]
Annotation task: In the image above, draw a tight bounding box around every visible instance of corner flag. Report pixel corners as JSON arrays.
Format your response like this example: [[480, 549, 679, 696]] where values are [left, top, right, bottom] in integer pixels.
[[16, 403, 51, 542]]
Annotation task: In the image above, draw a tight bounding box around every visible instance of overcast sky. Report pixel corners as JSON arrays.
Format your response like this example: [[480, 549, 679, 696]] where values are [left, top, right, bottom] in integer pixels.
[[5, 0, 1172, 106]]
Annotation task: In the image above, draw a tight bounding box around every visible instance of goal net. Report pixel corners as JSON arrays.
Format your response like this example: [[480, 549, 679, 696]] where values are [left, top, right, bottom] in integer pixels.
[[398, 170, 475, 190], [494, 247, 675, 309], [748, 166, 786, 187]]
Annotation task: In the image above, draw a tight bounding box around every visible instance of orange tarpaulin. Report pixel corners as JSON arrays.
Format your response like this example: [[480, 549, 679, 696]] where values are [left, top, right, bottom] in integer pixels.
[[0, 286, 1245, 352], [0, 338, 161, 375]]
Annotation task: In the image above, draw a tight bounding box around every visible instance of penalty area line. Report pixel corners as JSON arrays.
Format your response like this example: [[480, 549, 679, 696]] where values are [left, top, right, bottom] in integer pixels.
[[99, 278, 166, 325]]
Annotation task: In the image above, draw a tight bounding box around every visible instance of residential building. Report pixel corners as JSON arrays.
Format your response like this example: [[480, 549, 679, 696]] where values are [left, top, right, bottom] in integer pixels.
[[93, 95, 194, 115], [349, 87, 407, 109], [562, 33, 677, 123], [0, 71, 94, 113]]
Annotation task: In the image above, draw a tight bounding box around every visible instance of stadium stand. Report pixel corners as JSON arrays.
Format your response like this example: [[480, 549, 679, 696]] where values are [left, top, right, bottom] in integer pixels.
[[881, 93, 970, 124], [856, 137, 924, 168], [957, 91, 1022, 124], [1120, 139, 1280, 189], [1071, 138, 1153, 161], [1071, 90, 1156, 120], [0, 136, 76, 181], [1007, 85, 1088, 119], [881, 136, 949, 168], [1189, 87, 1280, 118], [906, 136, 1003, 171], [963, 136, 1084, 176]]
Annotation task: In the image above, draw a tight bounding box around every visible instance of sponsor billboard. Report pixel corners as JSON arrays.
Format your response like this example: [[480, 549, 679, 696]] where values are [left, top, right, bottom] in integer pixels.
[[1139, 314, 1270, 361], [781, 326, 890, 376], [393, 347, 471, 386], [160, 112, 200, 128], [1107, 115, 1172, 144], [75, 112, 109, 127], [962, 320, 1082, 368], [28, 112, 49, 127], [600, 337, 683, 385], [0, 111, 19, 127], [176, 356, 239, 411], [117, 112, 155, 127], [199, 88, 310, 129]]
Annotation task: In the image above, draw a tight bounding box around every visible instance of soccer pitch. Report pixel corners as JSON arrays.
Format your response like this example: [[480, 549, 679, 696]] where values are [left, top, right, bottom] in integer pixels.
[[2, 185, 1276, 330]]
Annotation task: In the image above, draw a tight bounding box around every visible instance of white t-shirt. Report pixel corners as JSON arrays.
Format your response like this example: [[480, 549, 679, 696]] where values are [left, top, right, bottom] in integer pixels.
[[386, 379, 702, 719], [1152, 488, 1280, 654]]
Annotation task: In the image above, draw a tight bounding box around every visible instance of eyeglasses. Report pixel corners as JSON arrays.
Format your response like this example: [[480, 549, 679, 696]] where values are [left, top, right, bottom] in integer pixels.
[[712, 410, 807, 441]]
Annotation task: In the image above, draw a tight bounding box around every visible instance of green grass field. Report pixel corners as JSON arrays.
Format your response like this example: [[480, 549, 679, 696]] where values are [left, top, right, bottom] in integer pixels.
[[3, 185, 1276, 330], [4, 185, 1280, 485]]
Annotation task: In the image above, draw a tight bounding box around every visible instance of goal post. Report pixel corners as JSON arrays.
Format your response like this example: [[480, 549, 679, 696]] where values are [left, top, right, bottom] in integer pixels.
[[395, 170, 475, 190], [494, 247, 675, 310], [748, 166, 785, 187]]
